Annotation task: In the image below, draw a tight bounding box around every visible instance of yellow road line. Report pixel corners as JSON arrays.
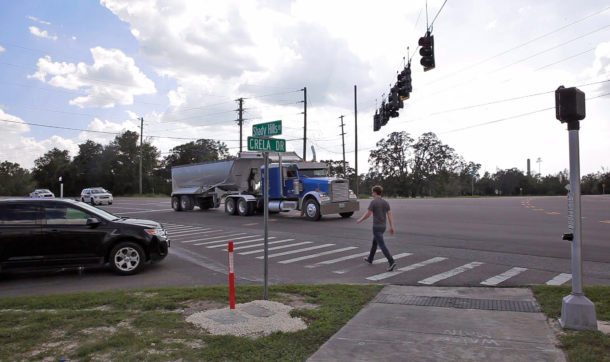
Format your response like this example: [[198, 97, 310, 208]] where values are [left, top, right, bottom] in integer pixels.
[[546, 212, 560, 215], [601, 220, 610, 224], [243, 223, 258, 226]]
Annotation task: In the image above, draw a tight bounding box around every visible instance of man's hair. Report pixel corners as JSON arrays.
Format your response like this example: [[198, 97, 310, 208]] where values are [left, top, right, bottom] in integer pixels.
[[372, 185, 383, 196]]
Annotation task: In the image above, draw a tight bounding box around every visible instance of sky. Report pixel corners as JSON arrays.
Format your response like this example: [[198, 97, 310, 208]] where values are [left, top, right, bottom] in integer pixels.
[[0, 0, 609, 177]]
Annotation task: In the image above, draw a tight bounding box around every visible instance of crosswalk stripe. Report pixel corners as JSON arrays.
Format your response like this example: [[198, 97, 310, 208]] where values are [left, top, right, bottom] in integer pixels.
[[418, 261, 484, 285], [165, 225, 203, 230], [186, 232, 245, 243], [256, 244, 334, 259], [206, 237, 276, 248], [228, 239, 294, 251], [313, 251, 374, 266], [239, 242, 312, 255], [366, 257, 447, 281], [194, 234, 260, 246], [372, 252, 413, 264], [168, 229, 212, 236], [480, 267, 528, 286], [172, 229, 226, 236], [278, 247, 359, 264], [546, 273, 572, 285]]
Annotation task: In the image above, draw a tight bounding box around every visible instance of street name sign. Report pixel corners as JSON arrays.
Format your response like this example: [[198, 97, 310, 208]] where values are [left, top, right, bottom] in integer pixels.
[[247, 136, 286, 152], [252, 120, 282, 137]]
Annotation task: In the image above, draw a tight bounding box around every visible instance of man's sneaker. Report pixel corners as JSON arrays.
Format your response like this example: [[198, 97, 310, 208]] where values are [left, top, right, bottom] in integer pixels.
[[363, 257, 372, 264], [387, 262, 397, 271]]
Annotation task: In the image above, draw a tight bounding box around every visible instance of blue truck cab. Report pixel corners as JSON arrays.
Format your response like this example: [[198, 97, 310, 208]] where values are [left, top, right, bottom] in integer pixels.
[[262, 161, 359, 220]]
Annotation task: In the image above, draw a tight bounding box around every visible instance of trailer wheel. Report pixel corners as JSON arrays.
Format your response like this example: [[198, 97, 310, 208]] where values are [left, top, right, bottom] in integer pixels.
[[225, 197, 237, 215], [237, 198, 250, 216], [304, 199, 321, 221], [340, 212, 354, 218], [172, 196, 182, 211], [180, 195, 194, 211]]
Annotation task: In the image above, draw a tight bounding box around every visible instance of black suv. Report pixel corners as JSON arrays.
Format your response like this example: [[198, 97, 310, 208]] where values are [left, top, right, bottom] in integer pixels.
[[0, 199, 170, 275]]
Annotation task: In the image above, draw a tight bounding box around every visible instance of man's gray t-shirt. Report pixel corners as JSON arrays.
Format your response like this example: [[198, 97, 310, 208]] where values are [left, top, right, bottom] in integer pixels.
[[368, 197, 390, 226]]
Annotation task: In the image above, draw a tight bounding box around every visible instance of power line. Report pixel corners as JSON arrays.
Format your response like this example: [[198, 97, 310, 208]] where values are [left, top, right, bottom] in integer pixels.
[[439, 91, 610, 134]]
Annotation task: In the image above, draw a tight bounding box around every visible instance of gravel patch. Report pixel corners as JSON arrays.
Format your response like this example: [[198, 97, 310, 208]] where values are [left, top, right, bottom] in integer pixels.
[[186, 300, 307, 338]]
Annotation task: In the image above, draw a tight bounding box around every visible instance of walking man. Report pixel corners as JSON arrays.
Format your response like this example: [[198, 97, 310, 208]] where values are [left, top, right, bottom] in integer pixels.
[[357, 185, 396, 271]]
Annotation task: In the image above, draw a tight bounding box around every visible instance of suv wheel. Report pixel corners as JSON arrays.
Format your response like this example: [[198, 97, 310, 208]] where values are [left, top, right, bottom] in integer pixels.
[[90, 198, 95, 206], [81, 197, 84, 202], [110, 242, 145, 275]]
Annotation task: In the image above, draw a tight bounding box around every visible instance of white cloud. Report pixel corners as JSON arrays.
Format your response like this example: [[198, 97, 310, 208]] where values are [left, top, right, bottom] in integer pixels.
[[27, 16, 51, 25], [28, 47, 156, 108], [72, 36, 77, 40], [29, 26, 58, 41], [0, 45, 5, 52]]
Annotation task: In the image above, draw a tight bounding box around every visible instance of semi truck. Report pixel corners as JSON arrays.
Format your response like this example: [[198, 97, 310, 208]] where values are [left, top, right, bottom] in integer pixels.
[[170, 152, 359, 221]]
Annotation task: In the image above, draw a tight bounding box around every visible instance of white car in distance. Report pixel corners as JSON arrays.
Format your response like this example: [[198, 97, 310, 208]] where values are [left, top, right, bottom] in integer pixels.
[[81, 187, 113, 205], [29, 189, 55, 198]]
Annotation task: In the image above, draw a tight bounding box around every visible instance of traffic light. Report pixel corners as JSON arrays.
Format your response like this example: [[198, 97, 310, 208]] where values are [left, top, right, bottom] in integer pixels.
[[380, 102, 390, 126], [418, 32, 435, 72], [397, 64, 412, 100], [373, 110, 381, 132], [388, 87, 402, 110]]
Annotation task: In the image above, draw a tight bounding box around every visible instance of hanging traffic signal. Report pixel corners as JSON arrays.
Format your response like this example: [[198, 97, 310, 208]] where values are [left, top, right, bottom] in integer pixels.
[[418, 32, 435, 72], [373, 110, 381, 132], [380, 102, 390, 126], [398, 64, 412, 100]]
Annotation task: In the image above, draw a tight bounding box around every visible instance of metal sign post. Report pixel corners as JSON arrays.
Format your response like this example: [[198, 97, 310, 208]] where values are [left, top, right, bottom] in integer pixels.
[[263, 151, 269, 300], [555, 85, 597, 330]]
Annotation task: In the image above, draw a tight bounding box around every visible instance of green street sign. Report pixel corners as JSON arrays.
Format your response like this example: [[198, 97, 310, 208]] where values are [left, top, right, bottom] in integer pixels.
[[247, 136, 286, 152], [252, 120, 282, 137]]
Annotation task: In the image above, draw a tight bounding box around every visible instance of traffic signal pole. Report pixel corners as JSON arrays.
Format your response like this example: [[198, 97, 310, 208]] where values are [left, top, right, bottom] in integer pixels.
[[555, 86, 597, 331]]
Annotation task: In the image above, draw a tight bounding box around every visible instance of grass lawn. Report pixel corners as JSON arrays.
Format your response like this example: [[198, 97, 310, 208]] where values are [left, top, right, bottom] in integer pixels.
[[0, 284, 382, 361], [531, 285, 610, 361]]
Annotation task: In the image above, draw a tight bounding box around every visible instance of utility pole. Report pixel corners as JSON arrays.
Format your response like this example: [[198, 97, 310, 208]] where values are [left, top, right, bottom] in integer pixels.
[[354, 85, 358, 195], [536, 157, 542, 177], [236, 98, 244, 154], [339, 115, 346, 178], [301, 87, 307, 161], [139, 117, 143, 195]]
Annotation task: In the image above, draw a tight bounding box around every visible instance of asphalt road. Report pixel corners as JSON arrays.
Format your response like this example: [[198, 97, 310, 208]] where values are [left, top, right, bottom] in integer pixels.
[[1, 195, 609, 297]]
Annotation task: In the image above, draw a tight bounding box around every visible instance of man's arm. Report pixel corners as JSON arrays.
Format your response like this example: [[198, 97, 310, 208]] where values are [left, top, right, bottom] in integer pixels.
[[357, 210, 372, 224], [387, 210, 395, 234]]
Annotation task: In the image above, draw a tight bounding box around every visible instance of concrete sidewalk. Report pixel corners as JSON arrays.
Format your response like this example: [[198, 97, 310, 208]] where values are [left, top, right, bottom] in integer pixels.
[[308, 286, 565, 361]]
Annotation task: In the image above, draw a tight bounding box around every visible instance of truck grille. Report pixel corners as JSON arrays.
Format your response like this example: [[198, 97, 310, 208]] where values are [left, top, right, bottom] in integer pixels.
[[331, 181, 349, 202]]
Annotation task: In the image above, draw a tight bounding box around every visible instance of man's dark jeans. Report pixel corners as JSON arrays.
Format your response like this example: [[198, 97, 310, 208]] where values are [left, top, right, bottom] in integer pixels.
[[368, 225, 394, 264]]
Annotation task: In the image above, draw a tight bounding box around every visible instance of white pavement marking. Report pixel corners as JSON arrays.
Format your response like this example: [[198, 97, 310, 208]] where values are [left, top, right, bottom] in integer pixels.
[[239, 242, 313, 255], [546, 273, 572, 285], [278, 247, 359, 264], [114, 209, 174, 214], [256, 244, 334, 259], [418, 261, 484, 285], [206, 237, 277, 248], [313, 252, 373, 265], [165, 225, 203, 230], [372, 252, 413, 264], [227, 239, 294, 251], [187, 233, 246, 243], [166, 226, 208, 232], [168, 229, 212, 236], [480, 267, 528, 286], [365, 257, 447, 281], [194, 235, 260, 246]]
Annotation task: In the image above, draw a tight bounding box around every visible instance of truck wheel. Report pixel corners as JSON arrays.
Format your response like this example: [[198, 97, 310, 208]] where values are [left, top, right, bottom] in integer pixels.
[[171, 196, 183, 211], [225, 198, 237, 215], [180, 195, 194, 211], [304, 199, 321, 221], [340, 212, 354, 218], [109, 242, 145, 276], [237, 198, 250, 216]]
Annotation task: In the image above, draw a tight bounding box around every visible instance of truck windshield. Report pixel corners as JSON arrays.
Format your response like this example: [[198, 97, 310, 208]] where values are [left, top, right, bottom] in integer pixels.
[[299, 169, 328, 178]]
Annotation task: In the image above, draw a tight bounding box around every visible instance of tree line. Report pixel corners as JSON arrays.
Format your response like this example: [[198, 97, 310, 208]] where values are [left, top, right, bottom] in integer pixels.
[[0, 130, 608, 197]]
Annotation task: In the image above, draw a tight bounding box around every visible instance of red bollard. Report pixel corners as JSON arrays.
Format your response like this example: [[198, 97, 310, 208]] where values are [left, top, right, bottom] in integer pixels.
[[228, 241, 235, 309]]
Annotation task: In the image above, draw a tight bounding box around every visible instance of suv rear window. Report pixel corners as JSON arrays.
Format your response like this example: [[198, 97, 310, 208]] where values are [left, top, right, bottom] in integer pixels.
[[0, 203, 42, 225]]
